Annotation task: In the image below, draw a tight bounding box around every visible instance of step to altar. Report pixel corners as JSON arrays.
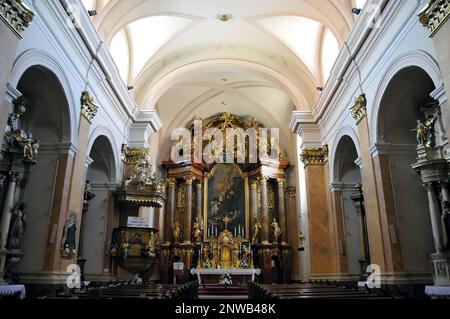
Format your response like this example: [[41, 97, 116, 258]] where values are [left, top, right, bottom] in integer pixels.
[[198, 285, 249, 299]]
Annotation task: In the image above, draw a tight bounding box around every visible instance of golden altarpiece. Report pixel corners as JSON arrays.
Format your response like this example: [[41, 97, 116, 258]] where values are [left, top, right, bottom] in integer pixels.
[[160, 113, 292, 284]]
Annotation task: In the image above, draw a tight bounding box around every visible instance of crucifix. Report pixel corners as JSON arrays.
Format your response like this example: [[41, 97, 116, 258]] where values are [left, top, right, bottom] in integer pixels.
[[223, 215, 231, 230]]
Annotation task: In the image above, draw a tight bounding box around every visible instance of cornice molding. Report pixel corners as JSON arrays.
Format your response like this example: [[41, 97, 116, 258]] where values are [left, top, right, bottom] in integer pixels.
[[0, 0, 34, 37], [419, 0, 450, 37]]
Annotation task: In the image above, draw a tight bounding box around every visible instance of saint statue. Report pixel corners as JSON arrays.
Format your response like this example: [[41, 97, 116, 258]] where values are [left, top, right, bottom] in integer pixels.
[[271, 218, 281, 244], [8, 203, 26, 251], [172, 219, 182, 243], [61, 214, 77, 259], [252, 218, 261, 244], [413, 120, 427, 146], [193, 217, 202, 243]]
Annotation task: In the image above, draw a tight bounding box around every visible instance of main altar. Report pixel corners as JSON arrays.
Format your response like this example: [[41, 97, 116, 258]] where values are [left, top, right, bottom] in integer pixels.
[[159, 113, 295, 284]]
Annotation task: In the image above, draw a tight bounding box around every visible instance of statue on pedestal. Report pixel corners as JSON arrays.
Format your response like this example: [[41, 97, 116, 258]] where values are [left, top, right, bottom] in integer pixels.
[[252, 218, 261, 244], [193, 217, 202, 243], [271, 218, 281, 244], [413, 120, 427, 146], [172, 219, 182, 243], [60, 214, 77, 259]]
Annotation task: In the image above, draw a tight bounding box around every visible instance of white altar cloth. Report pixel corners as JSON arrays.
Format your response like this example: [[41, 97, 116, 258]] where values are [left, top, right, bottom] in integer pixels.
[[0, 285, 26, 299], [425, 286, 450, 299], [190, 268, 261, 284]]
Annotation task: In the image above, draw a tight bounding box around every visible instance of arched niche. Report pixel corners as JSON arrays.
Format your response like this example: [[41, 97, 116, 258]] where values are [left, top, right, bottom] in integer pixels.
[[376, 66, 435, 274], [333, 135, 363, 276], [12, 65, 71, 274], [82, 135, 118, 278]]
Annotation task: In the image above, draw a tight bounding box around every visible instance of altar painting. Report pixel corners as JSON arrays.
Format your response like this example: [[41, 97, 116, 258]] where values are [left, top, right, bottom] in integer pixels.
[[205, 164, 248, 238]]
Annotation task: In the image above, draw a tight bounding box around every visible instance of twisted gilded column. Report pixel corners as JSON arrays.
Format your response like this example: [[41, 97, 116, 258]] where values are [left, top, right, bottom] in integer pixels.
[[164, 178, 176, 244], [183, 177, 193, 243], [277, 178, 287, 244], [425, 182, 444, 253], [260, 176, 269, 244]]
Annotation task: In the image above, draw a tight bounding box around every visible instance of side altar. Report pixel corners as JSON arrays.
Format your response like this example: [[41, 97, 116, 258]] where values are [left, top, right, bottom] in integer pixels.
[[159, 113, 296, 284]]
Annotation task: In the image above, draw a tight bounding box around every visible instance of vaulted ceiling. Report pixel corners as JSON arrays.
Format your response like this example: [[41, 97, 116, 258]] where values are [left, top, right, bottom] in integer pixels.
[[82, 0, 367, 152]]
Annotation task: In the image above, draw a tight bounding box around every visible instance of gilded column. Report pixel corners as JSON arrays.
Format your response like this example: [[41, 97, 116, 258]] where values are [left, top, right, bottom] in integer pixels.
[[164, 178, 176, 243], [183, 177, 193, 243], [277, 178, 287, 244], [260, 176, 269, 244], [0, 173, 17, 249], [425, 182, 444, 253]]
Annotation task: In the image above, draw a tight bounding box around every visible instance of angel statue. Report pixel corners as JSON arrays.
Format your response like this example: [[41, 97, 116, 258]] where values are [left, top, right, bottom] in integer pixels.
[[252, 218, 261, 244], [271, 218, 282, 244]]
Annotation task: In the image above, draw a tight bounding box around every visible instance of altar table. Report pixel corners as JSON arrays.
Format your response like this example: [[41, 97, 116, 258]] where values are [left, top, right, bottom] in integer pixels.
[[190, 268, 261, 285]]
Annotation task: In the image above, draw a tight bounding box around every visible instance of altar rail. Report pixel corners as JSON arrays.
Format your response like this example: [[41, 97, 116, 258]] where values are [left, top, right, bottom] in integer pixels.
[[248, 280, 402, 299]]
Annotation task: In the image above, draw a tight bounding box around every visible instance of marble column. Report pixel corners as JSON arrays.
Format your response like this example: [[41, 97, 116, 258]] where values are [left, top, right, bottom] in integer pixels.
[[0, 173, 17, 249], [300, 147, 335, 275], [196, 182, 202, 226], [0, 2, 34, 142], [183, 177, 193, 243], [164, 178, 176, 243], [425, 182, 444, 253], [350, 186, 370, 274], [260, 176, 269, 244], [351, 95, 388, 272], [277, 178, 287, 244], [441, 182, 450, 202], [250, 180, 258, 239]]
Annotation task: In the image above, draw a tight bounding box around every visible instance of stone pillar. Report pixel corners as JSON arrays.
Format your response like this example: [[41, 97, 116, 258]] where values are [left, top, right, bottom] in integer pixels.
[[329, 184, 348, 274], [350, 94, 388, 272], [183, 177, 193, 244], [419, 1, 450, 140], [425, 182, 444, 253], [277, 178, 287, 244], [165, 178, 176, 244], [260, 176, 269, 244], [0, 173, 17, 249], [43, 92, 98, 273], [300, 146, 335, 275], [0, 1, 34, 142]]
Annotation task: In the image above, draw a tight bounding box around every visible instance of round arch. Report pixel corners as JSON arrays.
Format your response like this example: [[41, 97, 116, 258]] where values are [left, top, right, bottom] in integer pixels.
[[9, 49, 78, 144], [87, 125, 122, 183], [329, 125, 361, 183], [369, 50, 443, 145]]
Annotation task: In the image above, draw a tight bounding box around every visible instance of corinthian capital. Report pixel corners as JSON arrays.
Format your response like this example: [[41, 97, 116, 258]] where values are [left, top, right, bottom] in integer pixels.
[[418, 0, 450, 37]]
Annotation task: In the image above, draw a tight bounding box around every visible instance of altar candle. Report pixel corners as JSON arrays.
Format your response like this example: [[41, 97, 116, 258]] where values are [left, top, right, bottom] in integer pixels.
[[234, 227, 236, 237]]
